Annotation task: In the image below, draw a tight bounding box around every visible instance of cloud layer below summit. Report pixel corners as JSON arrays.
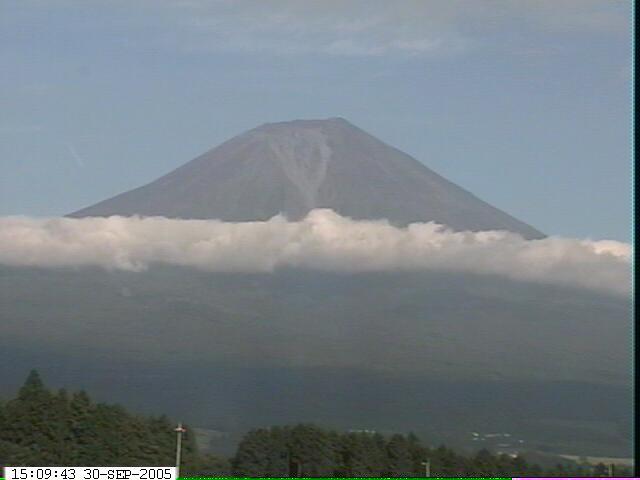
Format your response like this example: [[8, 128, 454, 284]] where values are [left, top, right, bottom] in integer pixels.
[[0, 210, 630, 297]]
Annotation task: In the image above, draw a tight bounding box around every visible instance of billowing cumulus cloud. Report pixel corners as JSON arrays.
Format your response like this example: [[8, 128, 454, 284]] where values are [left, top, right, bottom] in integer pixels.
[[0, 209, 630, 296]]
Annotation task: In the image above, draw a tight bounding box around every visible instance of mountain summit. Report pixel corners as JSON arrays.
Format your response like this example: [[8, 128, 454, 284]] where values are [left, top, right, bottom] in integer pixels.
[[70, 117, 543, 239]]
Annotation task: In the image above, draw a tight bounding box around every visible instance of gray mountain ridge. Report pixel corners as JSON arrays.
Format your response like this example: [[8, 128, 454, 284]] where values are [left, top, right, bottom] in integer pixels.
[[70, 117, 544, 239]]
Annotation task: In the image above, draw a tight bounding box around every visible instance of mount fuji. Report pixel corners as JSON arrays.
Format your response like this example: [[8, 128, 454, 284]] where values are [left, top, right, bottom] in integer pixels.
[[70, 118, 543, 240]]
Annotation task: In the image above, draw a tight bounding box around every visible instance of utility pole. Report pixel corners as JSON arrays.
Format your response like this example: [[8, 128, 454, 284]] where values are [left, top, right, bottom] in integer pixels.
[[175, 422, 187, 478], [288, 453, 301, 478], [421, 459, 431, 477]]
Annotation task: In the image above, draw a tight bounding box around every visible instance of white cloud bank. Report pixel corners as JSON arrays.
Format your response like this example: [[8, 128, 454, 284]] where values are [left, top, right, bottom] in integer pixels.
[[0, 210, 630, 297]]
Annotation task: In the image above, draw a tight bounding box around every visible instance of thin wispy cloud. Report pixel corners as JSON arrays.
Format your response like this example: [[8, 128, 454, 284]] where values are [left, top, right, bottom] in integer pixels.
[[65, 143, 85, 168], [0, 210, 630, 297], [11, 0, 620, 57], [140, 0, 628, 56]]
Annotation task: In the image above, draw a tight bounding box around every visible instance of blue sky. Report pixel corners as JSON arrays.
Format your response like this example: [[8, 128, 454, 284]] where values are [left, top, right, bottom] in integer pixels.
[[0, 0, 631, 241]]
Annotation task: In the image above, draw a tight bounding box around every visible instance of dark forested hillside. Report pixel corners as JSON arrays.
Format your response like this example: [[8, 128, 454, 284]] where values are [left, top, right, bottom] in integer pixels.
[[1, 266, 631, 458], [0, 371, 229, 476], [230, 424, 629, 477], [0, 371, 630, 477]]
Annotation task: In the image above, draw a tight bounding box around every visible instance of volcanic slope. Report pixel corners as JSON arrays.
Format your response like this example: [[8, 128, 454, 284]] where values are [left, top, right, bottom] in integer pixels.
[[70, 118, 543, 239]]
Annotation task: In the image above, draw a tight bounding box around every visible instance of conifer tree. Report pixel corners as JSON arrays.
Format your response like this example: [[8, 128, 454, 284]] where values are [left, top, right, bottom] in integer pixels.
[[386, 434, 413, 476], [1, 369, 58, 465], [232, 428, 273, 476], [287, 424, 338, 477]]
